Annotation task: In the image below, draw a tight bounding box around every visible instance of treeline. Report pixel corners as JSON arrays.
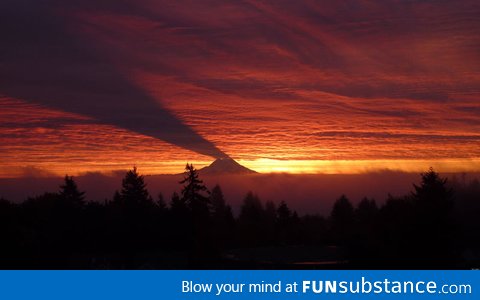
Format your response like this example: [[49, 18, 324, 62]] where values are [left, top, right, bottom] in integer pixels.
[[0, 165, 479, 269]]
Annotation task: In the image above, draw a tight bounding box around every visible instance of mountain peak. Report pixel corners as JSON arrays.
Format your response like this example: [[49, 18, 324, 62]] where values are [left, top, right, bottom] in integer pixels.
[[199, 158, 257, 175]]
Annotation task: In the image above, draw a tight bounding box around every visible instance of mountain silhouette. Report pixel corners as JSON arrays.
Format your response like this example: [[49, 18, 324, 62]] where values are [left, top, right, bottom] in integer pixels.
[[199, 158, 257, 175]]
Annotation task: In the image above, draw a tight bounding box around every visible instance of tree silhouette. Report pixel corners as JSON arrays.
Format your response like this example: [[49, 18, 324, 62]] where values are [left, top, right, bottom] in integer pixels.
[[210, 185, 234, 230], [276, 201, 298, 245], [156, 192, 167, 212], [330, 195, 354, 225], [119, 166, 152, 205], [110, 167, 155, 267], [412, 168, 456, 266], [238, 192, 266, 246], [210, 184, 235, 249], [330, 195, 354, 245], [168, 191, 191, 249], [355, 197, 378, 226], [59, 175, 85, 209], [277, 201, 292, 225], [413, 167, 453, 214], [210, 184, 227, 219], [57, 175, 86, 262], [264, 200, 277, 244], [0, 198, 20, 268], [377, 194, 416, 266], [170, 191, 187, 216], [180, 164, 210, 218], [351, 197, 379, 266], [0, 166, 478, 269], [239, 192, 263, 220], [179, 164, 214, 265]]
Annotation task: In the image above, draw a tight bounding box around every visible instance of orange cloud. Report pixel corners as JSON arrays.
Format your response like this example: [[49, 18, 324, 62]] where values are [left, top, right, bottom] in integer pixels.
[[1, 0, 479, 177]]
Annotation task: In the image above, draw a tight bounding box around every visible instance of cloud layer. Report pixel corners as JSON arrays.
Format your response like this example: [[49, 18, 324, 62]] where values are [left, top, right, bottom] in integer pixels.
[[1, 0, 479, 176], [0, 0, 227, 159]]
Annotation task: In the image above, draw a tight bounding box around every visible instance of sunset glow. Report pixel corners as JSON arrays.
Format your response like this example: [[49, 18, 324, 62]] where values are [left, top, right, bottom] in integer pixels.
[[1, 0, 480, 177]]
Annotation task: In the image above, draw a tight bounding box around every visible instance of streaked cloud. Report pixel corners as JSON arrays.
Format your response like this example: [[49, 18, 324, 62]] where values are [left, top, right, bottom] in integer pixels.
[[0, 0, 479, 176]]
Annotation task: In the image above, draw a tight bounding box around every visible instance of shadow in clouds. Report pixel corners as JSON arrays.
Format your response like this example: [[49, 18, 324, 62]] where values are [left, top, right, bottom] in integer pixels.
[[0, 0, 227, 159]]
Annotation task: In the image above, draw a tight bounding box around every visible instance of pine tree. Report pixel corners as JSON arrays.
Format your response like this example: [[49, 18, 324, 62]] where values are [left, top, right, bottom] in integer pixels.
[[330, 195, 354, 245], [209, 185, 235, 248], [210, 184, 235, 225], [180, 164, 210, 218], [411, 168, 456, 265], [412, 168, 453, 232], [120, 166, 151, 205], [210, 184, 226, 218], [277, 201, 292, 225], [264, 200, 277, 224], [168, 191, 191, 249], [170, 192, 187, 215], [59, 175, 85, 208], [180, 164, 213, 265], [157, 193, 167, 212], [238, 192, 266, 246], [331, 195, 354, 223], [355, 197, 378, 225], [239, 191, 264, 222], [264, 200, 277, 243], [413, 167, 453, 208]]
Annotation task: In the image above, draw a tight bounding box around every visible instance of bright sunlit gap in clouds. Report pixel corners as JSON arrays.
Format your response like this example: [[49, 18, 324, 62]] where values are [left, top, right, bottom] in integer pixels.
[[241, 159, 480, 174], [3, 157, 480, 178]]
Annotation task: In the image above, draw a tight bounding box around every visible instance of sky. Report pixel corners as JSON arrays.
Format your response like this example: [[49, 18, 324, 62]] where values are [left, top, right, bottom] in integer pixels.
[[1, 0, 480, 178]]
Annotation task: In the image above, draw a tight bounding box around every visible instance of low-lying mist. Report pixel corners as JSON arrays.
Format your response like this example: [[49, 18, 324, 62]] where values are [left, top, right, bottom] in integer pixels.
[[2, 171, 478, 215]]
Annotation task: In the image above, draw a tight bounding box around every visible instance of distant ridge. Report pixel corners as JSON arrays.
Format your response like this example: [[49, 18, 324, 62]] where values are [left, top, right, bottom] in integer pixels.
[[199, 158, 257, 175]]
